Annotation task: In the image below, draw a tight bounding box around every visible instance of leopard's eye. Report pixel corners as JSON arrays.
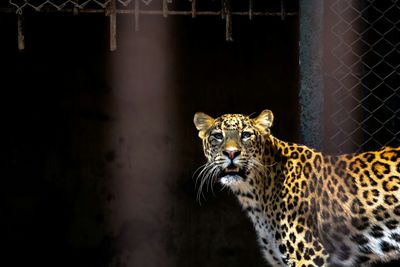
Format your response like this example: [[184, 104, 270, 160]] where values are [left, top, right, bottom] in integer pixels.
[[241, 131, 252, 139], [211, 132, 224, 140]]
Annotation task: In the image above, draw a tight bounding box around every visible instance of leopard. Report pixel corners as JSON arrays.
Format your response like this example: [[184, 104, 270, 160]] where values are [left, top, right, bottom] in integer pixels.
[[193, 109, 400, 267]]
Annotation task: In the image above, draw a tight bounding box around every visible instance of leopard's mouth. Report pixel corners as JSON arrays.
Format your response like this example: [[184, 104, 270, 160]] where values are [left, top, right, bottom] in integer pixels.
[[219, 164, 246, 184]]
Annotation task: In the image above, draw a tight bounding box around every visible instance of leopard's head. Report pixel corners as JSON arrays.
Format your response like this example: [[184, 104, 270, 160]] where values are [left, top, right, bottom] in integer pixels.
[[193, 110, 274, 192]]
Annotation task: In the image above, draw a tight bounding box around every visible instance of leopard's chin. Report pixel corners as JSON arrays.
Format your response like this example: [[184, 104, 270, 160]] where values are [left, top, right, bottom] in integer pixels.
[[220, 174, 244, 185]]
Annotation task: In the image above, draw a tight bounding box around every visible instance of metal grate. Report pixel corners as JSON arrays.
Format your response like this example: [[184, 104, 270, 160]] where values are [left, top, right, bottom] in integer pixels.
[[2, 0, 297, 51], [327, 0, 400, 153]]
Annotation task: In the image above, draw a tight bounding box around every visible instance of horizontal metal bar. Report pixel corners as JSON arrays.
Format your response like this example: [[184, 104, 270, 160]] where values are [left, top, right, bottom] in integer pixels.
[[0, 7, 297, 16]]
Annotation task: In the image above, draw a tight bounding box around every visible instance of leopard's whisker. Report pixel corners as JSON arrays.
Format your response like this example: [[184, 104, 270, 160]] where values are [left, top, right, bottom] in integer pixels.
[[196, 162, 216, 203]]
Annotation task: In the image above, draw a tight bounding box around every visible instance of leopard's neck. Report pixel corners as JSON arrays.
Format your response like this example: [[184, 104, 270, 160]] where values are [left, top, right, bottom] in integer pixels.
[[228, 135, 295, 266], [229, 135, 292, 216]]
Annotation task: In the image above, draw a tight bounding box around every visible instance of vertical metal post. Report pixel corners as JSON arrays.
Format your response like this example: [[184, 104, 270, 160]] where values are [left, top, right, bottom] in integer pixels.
[[163, 0, 168, 18], [299, 0, 324, 149], [223, 0, 233, 42], [109, 0, 117, 51], [134, 0, 140, 31], [249, 0, 253, 20], [281, 0, 286, 20], [17, 13, 25, 51], [191, 0, 196, 18]]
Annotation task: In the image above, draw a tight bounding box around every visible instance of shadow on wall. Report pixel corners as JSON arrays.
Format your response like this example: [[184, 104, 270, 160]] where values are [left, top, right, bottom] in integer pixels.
[[1, 12, 299, 267], [1, 14, 113, 267]]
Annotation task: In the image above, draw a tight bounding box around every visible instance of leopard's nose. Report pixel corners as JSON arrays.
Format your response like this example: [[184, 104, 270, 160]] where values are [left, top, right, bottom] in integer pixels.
[[223, 149, 241, 160]]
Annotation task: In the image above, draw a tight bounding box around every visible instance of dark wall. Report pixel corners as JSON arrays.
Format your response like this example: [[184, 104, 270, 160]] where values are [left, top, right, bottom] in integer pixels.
[[1, 11, 298, 267]]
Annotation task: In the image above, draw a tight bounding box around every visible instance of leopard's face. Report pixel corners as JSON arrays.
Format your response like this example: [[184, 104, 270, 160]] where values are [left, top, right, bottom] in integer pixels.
[[194, 110, 274, 186]]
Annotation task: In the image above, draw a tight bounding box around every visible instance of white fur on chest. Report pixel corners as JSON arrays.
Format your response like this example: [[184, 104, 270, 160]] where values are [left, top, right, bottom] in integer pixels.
[[247, 210, 284, 266], [229, 179, 284, 265]]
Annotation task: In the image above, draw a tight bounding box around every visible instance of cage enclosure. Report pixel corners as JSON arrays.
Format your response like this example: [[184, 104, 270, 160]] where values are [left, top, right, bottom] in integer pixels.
[[1, 0, 399, 267]]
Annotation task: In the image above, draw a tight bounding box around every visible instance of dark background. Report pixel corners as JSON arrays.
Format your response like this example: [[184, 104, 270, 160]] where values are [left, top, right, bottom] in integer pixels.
[[1, 5, 300, 267]]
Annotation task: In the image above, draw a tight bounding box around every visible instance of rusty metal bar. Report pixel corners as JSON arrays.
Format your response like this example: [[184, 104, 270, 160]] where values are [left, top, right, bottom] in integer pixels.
[[0, 8, 297, 16], [281, 0, 286, 20], [17, 13, 25, 50], [108, 0, 117, 51], [191, 0, 196, 18], [134, 0, 140, 31], [223, 0, 233, 41], [163, 0, 168, 18], [3, 4, 297, 51], [249, 0, 253, 20]]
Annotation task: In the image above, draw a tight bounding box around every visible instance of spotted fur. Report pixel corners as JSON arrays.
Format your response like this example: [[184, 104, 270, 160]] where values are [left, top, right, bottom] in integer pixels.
[[193, 110, 400, 267]]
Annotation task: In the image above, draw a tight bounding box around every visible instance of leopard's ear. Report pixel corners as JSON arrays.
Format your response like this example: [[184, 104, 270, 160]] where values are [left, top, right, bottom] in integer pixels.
[[254, 109, 274, 135], [194, 112, 215, 139]]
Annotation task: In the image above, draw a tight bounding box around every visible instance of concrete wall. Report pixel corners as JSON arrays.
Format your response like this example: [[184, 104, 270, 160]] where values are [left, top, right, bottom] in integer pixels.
[[1, 12, 299, 267]]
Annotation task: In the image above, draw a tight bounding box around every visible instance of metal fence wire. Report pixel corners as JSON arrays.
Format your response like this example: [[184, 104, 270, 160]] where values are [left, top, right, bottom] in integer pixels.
[[326, 0, 400, 154], [2, 0, 297, 50], [4, 0, 398, 154]]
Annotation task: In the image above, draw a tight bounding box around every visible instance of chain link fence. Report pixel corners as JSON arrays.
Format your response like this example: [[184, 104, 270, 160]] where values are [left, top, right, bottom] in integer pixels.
[[7, 0, 397, 154], [326, 0, 400, 153], [8, 0, 137, 11]]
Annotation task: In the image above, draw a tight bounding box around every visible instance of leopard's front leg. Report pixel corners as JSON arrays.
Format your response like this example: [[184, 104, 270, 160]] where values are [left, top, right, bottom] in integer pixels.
[[277, 229, 329, 267]]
